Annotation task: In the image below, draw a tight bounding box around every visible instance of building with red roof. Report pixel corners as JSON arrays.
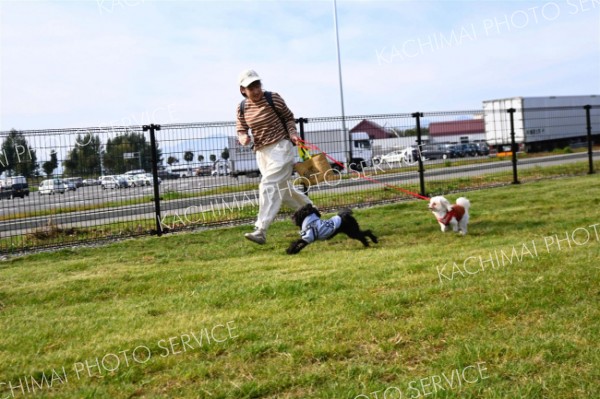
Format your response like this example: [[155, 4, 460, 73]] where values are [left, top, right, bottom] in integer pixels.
[[428, 119, 485, 143], [350, 120, 395, 139]]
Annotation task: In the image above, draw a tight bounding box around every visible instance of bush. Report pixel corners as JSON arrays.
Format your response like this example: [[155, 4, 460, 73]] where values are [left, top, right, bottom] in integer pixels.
[[552, 146, 573, 154]]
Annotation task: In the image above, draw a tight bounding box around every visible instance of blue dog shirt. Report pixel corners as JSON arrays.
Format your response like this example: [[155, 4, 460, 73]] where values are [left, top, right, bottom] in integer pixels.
[[300, 214, 342, 244]]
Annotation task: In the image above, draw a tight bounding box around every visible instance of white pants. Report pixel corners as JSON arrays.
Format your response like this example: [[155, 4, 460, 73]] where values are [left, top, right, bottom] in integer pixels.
[[255, 139, 312, 231]]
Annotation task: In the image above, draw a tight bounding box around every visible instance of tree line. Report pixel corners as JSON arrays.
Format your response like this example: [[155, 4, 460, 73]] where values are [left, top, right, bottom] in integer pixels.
[[0, 129, 231, 178], [166, 148, 229, 167]]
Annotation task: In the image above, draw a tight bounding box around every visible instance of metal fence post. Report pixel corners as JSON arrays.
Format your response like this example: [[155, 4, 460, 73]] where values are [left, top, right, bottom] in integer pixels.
[[143, 123, 163, 236], [411, 112, 426, 197], [507, 108, 520, 184], [584, 105, 594, 174], [296, 117, 309, 195], [297, 117, 307, 141]]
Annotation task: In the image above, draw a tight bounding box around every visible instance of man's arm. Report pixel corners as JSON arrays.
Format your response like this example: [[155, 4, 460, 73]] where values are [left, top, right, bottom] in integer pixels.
[[236, 103, 251, 146], [272, 93, 299, 143]]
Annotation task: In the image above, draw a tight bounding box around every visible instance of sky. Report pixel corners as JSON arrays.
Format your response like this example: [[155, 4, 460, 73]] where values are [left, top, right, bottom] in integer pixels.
[[1, 0, 599, 132]]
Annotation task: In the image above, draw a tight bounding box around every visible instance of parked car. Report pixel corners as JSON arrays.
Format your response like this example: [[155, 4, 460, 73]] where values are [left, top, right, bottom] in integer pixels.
[[195, 165, 213, 177], [12, 183, 30, 198], [375, 150, 404, 164], [100, 176, 120, 189], [0, 185, 14, 200], [474, 142, 490, 156], [446, 144, 465, 158], [120, 175, 136, 187], [420, 144, 453, 160], [135, 173, 161, 186], [64, 177, 84, 188], [39, 179, 65, 195], [211, 161, 230, 176], [157, 169, 180, 180], [148, 173, 161, 185], [64, 181, 77, 191], [0, 176, 30, 198], [129, 174, 146, 187], [83, 178, 100, 186], [374, 147, 420, 165], [117, 176, 130, 188], [455, 143, 478, 157]]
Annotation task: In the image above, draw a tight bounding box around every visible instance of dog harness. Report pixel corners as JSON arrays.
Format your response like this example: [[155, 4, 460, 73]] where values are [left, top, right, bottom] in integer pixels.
[[300, 214, 342, 243], [437, 205, 465, 225]]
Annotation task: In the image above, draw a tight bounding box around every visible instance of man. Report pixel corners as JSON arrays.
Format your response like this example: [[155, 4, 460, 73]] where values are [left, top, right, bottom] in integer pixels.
[[236, 69, 312, 244]]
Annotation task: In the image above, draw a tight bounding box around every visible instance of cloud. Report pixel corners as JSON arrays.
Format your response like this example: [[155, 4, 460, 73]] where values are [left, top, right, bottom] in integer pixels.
[[1, 0, 598, 131]]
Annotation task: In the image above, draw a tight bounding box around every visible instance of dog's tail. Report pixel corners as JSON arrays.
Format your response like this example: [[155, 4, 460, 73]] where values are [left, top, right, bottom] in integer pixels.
[[456, 197, 471, 211]]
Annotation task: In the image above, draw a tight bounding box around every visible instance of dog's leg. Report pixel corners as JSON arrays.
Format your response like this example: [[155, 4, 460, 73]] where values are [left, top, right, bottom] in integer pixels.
[[439, 222, 447, 232], [342, 230, 370, 247], [287, 239, 310, 255], [357, 234, 370, 247], [364, 229, 378, 244], [450, 219, 459, 233], [462, 214, 469, 235], [459, 220, 468, 235], [336, 214, 377, 247]]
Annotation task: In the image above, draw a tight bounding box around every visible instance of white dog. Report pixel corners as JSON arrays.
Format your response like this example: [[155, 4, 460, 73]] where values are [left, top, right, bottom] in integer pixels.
[[428, 196, 471, 235]]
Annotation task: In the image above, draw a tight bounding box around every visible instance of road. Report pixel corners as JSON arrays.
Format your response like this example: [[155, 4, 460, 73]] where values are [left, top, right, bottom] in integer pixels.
[[1, 151, 596, 237]]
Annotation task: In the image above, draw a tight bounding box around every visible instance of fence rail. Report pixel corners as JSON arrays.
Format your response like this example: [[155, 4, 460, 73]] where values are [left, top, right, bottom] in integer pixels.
[[0, 105, 598, 254]]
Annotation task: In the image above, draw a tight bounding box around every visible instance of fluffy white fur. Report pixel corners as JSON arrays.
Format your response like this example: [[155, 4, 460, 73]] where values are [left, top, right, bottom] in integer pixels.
[[428, 196, 471, 235]]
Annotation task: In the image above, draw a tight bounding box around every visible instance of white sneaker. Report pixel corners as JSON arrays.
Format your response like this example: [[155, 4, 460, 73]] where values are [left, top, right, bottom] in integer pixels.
[[244, 229, 266, 245]]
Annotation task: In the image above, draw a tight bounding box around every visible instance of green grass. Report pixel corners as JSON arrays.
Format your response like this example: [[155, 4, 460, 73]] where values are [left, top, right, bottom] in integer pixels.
[[0, 175, 599, 398], [5, 151, 597, 224], [6, 160, 598, 253]]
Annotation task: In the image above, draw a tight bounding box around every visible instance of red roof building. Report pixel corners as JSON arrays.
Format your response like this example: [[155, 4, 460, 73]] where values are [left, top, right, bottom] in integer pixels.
[[428, 119, 485, 143], [350, 120, 394, 139], [429, 119, 484, 136]]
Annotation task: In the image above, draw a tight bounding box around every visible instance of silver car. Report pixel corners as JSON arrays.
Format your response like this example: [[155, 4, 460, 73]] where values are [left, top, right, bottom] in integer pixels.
[[100, 176, 120, 189]]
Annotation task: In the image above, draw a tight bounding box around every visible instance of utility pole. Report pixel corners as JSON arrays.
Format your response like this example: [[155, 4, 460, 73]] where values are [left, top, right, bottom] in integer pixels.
[[333, 0, 351, 170]]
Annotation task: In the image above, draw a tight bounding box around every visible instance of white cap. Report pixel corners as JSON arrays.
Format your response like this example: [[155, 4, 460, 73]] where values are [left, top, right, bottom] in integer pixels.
[[238, 69, 261, 88]]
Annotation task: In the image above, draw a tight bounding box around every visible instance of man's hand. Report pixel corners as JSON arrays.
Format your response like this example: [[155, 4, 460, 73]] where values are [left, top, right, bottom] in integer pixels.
[[290, 133, 301, 145], [239, 134, 251, 146]]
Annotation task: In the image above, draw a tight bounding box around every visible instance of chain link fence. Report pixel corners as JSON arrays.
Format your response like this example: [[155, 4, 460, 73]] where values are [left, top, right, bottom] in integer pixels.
[[0, 105, 597, 254]]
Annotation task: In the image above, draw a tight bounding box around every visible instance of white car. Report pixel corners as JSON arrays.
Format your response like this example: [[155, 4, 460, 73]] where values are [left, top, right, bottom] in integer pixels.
[[376, 147, 420, 165], [130, 174, 147, 187], [211, 162, 230, 176], [39, 179, 66, 195], [119, 175, 135, 188], [83, 178, 100, 186], [135, 173, 161, 186], [100, 176, 120, 189]]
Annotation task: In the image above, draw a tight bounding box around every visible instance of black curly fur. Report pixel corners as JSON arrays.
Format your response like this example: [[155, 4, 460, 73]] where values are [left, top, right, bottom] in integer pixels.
[[287, 204, 378, 255]]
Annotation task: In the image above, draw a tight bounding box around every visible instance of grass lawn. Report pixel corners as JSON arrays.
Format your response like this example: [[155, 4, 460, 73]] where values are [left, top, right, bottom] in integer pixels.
[[0, 174, 598, 398]]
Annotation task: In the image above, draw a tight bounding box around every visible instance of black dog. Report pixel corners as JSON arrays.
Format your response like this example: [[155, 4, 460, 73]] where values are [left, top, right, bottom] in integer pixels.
[[286, 204, 378, 254]]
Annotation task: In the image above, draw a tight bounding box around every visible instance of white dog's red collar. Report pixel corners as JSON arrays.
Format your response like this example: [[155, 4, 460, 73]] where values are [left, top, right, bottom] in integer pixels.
[[437, 205, 465, 225]]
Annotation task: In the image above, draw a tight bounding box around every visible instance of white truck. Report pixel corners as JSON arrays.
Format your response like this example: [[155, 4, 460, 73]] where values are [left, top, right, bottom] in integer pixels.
[[227, 131, 373, 178], [483, 95, 600, 152]]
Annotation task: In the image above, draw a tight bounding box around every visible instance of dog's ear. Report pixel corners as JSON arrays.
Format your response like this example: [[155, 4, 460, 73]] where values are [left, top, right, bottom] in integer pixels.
[[291, 208, 299, 224], [292, 209, 302, 227], [440, 197, 452, 211], [312, 206, 321, 218]]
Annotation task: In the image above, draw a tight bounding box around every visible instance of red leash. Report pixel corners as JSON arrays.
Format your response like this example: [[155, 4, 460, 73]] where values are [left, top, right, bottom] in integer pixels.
[[296, 137, 430, 201]]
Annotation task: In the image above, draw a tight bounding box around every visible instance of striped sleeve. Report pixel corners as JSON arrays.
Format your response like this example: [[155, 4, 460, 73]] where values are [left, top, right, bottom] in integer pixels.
[[271, 92, 298, 137], [235, 91, 297, 151], [236, 102, 249, 137]]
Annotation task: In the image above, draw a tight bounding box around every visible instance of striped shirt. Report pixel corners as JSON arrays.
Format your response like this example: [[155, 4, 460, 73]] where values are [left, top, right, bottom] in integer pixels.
[[236, 91, 297, 151]]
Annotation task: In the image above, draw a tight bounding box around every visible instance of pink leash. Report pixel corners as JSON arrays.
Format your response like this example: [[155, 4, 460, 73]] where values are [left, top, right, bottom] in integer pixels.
[[296, 137, 430, 201]]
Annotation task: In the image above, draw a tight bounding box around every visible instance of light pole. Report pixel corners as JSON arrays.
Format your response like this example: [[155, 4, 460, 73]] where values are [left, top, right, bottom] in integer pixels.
[[99, 144, 106, 176], [333, 0, 351, 170]]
